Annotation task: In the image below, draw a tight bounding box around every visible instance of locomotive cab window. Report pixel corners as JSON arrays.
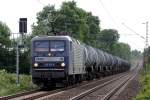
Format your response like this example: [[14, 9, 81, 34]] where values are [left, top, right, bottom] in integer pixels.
[[34, 41, 49, 52], [50, 41, 65, 52]]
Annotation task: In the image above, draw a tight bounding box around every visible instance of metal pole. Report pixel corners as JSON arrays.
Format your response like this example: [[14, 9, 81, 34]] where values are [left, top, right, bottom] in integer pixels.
[[146, 21, 149, 48], [143, 21, 149, 74], [16, 42, 19, 84]]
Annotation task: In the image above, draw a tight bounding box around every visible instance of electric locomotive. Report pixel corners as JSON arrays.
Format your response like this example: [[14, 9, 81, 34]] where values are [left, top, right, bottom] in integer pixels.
[[31, 35, 85, 86]]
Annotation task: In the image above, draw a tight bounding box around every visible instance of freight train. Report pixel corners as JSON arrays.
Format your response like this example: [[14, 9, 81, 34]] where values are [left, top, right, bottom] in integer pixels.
[[31, 35, 130, 87]]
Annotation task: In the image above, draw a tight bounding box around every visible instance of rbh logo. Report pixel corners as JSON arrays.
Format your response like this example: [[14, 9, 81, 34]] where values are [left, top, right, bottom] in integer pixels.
[[35, 57, 44, 61]]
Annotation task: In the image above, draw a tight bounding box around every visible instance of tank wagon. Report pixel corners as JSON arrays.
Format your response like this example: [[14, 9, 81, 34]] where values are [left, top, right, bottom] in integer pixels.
[[31, 35, 130, 87]]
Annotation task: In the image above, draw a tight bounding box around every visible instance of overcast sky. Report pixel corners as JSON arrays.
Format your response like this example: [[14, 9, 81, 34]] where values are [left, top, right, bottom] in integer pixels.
[[0, 0, 150, 51]]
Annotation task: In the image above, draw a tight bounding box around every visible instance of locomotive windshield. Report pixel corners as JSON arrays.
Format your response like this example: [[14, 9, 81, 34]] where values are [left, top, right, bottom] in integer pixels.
[[34, 40, 65, 52], [34, 41, 49, 52], [50, 41, 65, 52]]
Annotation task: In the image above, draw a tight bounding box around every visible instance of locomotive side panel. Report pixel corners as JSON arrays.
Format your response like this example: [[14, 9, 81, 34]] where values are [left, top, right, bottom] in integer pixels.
[[69, 43, 85, 75]]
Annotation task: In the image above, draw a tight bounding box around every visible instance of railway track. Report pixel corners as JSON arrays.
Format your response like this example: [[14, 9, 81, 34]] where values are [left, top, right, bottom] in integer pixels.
[[0, 90, 40, 100], [35, 63, 140, 100], [101, 72, 137, 100], [0, 86, 76, 100], [70, 72, 131, 100], [35, 72, 129, 100], [0, 72, 127, 100], [70, 62, 141, 100]]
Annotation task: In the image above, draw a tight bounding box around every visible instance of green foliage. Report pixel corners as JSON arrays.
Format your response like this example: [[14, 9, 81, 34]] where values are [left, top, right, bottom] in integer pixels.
[[131, 50, 142, 60], [97, 29, 119, 52], [99, 29, 119, 43], [111, 42, 131, 60], [0, 21, 11, 47], [134, 65, 150, 100], [147, 47, 150, 64], [0, 24, 31, 74], [19, 50, 30, 74], [0, 48, 16, 70], [32, 1, 100, 45], [97, 29, 131, 59], [0, 21, 16, 73], [0, 70, 37, 96], [134, 47, 150, 100], [0, 48, 30, 74], [32, 5, 56, 35]]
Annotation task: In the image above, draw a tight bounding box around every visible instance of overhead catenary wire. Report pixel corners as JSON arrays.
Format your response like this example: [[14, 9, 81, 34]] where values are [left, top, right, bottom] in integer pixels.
[[37, 0, 46, 6], [98, 0, 119, 28], [98, 0, 144, 42], [122, 23, 145, 39]]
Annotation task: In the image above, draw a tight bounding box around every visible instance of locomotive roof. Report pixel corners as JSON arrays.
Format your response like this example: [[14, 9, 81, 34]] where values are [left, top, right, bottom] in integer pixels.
[[31, 35, 82, 44], [32, 35, 72, 41]]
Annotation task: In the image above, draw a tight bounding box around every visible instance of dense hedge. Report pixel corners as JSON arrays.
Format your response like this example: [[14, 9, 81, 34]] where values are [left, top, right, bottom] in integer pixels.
[[0, 48, 30, 74]]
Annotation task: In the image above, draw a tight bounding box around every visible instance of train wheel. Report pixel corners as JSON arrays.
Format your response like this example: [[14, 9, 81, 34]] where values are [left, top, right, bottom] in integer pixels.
[[75, 74, 82, 83], [79, 75, 82, 83], [63, 76, 69, 87]]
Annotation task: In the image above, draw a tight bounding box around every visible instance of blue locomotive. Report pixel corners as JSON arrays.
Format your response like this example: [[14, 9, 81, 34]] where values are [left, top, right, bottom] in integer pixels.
[[31, 35, 130, 87]]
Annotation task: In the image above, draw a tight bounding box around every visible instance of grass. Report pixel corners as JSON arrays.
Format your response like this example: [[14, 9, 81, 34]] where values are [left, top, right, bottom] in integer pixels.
[[134, 64, 150, 100], [0, 69, 38, 96]]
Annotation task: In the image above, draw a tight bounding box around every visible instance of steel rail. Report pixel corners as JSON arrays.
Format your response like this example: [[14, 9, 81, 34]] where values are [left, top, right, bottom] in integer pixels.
[[70, 72, 130, 100], [101, 62, 142, 100], [0, 89, 39, 100], [101, 73, 135, 100]]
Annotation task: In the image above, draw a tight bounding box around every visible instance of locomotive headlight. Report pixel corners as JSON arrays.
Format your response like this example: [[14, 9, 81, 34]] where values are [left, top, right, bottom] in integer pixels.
[[34, 63, 38, 67], [48, 53, 51, 56], [61, 62, 65, 67]]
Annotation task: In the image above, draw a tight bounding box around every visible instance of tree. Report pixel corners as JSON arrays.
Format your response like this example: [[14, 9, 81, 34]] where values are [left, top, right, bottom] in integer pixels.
[[32, 5, 56, 36], [111, 42, 131, 60], [0, 21, 15, 70], [31, 1, 131, 60], [0, 21, 11, 48], [98, 29, 119, 52], [32, 1, 101, 45], [131, 50, 142, 60]]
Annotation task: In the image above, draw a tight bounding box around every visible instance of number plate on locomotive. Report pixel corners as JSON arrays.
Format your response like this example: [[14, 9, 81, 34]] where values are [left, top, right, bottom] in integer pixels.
[[35, 57, 64, 62]]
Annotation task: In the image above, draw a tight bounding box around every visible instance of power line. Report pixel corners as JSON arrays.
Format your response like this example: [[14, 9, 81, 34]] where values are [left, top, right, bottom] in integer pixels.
[[37, 0, 45, 6], [122, 23, 145, 39], [98, 0, 118, 27], [121, 39, 144, 50], [121, 33, 139, 35]]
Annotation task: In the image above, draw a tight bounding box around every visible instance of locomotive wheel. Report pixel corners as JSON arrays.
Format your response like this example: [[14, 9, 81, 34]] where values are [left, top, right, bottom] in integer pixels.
[[68, 75, 75, 85], [63, 76, 69, 87]]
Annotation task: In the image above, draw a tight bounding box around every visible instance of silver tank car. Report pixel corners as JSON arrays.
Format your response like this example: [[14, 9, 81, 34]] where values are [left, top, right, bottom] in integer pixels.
[[81, 42, 130, 76]]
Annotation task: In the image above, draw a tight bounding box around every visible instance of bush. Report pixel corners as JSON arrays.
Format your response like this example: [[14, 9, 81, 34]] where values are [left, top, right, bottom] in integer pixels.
[[0, 48, 30, 74], [0, 70, 38, 96], [134, 65, 150, 100]]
